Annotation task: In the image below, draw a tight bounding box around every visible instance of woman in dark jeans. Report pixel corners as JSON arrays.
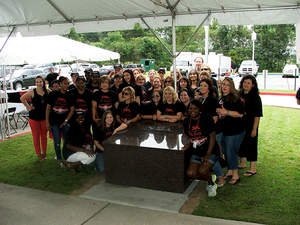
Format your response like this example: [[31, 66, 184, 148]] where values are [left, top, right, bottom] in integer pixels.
[[216, 77, 245, 185], [238, 75, 263, 176], [46, 77, 75, 167]]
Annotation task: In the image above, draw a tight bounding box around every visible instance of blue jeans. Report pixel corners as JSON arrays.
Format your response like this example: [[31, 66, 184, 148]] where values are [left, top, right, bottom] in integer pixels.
[[190, 154, 223, 178], [218, 131, 245, 170], [51, 124, 70, 161], [95, 151, 104, 173]]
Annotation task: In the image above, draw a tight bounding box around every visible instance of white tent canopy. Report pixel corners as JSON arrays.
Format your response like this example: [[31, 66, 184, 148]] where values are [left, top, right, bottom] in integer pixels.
[[0, 35, 120, 65], [0, 0, 299, 36]]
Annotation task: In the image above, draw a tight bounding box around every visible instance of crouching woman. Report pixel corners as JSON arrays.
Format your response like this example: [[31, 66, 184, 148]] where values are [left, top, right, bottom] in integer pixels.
[[63, 113, 95, 173], [181, 99, 219, 197]]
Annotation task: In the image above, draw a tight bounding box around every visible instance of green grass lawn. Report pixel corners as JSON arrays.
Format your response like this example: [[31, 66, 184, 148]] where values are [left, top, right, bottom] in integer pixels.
[[0, 106, 299, 224], [0, 135, 100, 194], [260, 89, 297, 94], [193, 106, 300, 225]]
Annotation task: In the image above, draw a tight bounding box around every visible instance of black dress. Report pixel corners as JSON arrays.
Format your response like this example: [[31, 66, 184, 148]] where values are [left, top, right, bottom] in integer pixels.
[[238, 91, 263, 161]]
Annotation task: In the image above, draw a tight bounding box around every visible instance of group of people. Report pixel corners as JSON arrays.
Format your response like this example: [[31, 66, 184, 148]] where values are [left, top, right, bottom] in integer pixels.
[[20, 56, 263, 197]]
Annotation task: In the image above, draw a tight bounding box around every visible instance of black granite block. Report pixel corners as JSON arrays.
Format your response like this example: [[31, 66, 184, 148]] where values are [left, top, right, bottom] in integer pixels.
[[104, 120, 191, 193]]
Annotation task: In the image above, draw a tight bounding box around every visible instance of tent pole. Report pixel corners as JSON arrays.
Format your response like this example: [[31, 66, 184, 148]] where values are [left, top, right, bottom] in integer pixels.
[[176, 13, 211, 58], [140, 17, 173, 57], [205, 26, 209, 64], [0, 27, 16, 54], [172, 12, 177, 92]]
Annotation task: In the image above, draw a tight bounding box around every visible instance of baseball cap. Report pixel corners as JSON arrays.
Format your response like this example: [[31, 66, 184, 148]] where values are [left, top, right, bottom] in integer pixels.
[[114, 64, 123, 69], [158, 68, 166, 74]]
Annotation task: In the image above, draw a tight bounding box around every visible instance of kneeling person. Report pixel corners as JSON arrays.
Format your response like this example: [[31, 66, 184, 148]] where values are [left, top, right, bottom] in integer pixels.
[[63, 113, 95, 172], [182, 99, 219, 197]]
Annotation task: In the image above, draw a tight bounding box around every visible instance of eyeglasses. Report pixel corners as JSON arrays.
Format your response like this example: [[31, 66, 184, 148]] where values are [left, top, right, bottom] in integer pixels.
[[201, 68, 209, 71], [122, 92, 130, 96], [165, 80, 172, 83], [152, 95, 160, 98]]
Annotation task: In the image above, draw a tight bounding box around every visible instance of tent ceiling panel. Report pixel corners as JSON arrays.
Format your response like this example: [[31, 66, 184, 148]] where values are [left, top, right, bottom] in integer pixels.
[[0, 0, 299, 36]]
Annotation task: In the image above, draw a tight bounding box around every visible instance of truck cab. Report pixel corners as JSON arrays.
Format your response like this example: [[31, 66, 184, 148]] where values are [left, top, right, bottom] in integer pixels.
[[238, 60, 259, 77]]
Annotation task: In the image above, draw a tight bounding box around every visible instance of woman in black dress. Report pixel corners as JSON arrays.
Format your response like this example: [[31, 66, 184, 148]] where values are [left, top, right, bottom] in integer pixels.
[[238, 75, 263, 176]]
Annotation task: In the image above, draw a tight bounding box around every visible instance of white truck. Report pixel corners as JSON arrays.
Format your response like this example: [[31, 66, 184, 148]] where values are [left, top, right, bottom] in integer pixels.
[[238, 60, 259, 77], [171, 52, 231, 77]]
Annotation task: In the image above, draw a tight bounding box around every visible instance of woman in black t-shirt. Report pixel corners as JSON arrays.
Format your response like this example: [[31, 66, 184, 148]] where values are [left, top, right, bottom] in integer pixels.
[[238, 75, 263, 177], [182, 100, 218, 197], [216, 77, 245, 185], [199, 79, 218, 123], [178, 88, 191, 120], [70, 76, 92, 128], [63, 113, 95, 173], [157, 86, 183, 122], [116, 86, 141, 125], [93, 110, 127, 173], [118, 70, 142, 104], [46, 77, 75, 167], [92, 75, 118, 123], [140, 89, 162, 121], [20, 76, 49, 161]]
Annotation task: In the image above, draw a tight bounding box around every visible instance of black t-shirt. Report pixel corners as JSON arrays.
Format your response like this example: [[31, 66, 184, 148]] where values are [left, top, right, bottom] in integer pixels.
[[63, 123, 92, 160], [46, 73, 59, 85], [201, 95, 218, 117], [158, 100, 184, 116], [240, 92, 263, 131], [144, 81, 152, 91], [70, 89, 92, 120], [140, 101, 160, 116], [216, 94, 245, 136], [92, 90, 118, 118], [117, 101, 140, 121], [140, 86, 152, 104], [29, 89, 48, 121], [181, 102, 190, 118], [93, 122, 120, 152], [183, 115, 218, 157], [47, 91, 74, 125]]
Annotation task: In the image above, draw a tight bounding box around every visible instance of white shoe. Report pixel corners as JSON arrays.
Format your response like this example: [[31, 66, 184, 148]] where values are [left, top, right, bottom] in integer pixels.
[[206, 174, 217, 191], [207, 183, 217, 197]]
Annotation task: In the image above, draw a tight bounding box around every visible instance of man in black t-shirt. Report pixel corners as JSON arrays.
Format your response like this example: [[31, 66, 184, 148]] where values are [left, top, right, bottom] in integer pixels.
[[46, 67, 60, 87]]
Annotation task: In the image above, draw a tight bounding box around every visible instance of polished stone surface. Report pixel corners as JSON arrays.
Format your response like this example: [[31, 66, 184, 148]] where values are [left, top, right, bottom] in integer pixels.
[[104, 120, 191, 193], [104, 120, 189, 151]]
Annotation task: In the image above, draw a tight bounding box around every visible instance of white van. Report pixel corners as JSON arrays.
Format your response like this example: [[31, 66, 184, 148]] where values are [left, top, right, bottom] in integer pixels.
[[282, 64, 299, 77], [238, 60, 259, 77]]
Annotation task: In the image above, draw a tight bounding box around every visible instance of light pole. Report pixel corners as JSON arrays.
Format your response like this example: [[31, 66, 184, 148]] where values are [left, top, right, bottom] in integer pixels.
[[251, 31, 257, 75]]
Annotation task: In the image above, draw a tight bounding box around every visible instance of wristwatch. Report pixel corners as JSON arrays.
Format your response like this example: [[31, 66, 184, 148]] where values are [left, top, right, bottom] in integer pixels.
[[64, 119, 68, 123]]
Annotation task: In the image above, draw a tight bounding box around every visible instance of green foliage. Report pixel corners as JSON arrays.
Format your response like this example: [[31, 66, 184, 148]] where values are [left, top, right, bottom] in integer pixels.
[[254, 24, 295, 72]]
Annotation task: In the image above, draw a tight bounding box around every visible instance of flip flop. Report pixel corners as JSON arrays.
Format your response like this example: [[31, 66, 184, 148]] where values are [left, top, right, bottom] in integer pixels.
[[243, 171, 257, 177], [238, 165, 246, 169], [228, 178, 240, 185]]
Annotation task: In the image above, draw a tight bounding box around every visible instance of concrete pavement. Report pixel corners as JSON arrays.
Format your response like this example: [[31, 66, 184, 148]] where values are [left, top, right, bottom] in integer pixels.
[[0, 183, 262, 225]]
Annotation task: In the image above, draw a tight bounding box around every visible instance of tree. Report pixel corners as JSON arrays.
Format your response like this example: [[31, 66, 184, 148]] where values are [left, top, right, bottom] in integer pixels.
[[254, 24, 295, 72]]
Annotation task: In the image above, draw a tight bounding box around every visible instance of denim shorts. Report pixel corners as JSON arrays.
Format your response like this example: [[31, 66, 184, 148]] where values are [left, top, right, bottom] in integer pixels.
[[190, 154, 218, 165]]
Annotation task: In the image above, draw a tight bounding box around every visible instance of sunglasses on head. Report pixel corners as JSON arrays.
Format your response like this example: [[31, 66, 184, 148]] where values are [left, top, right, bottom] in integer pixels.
[[201, 68, 209, 71], [122, 92, 130, 96], [152, 94, 160, 98]]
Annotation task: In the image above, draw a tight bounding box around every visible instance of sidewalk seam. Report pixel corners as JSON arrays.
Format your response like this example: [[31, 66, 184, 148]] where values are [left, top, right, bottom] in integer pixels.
[[81, 202, 110, 225]]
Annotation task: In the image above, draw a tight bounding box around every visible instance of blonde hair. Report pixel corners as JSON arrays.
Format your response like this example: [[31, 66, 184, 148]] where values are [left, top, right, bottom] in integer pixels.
[[122, 86, 136, 102], [136, 74, 146, 82], [163, 86, 178, 103]]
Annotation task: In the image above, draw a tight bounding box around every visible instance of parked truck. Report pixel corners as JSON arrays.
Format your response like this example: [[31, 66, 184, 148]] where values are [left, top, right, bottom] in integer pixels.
[[171, 52, 231, 77]]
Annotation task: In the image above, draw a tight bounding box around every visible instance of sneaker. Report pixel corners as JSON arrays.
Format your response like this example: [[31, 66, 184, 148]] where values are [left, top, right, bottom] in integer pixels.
[[207, 183, 217, 197], [206, 174, 217, 191]]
